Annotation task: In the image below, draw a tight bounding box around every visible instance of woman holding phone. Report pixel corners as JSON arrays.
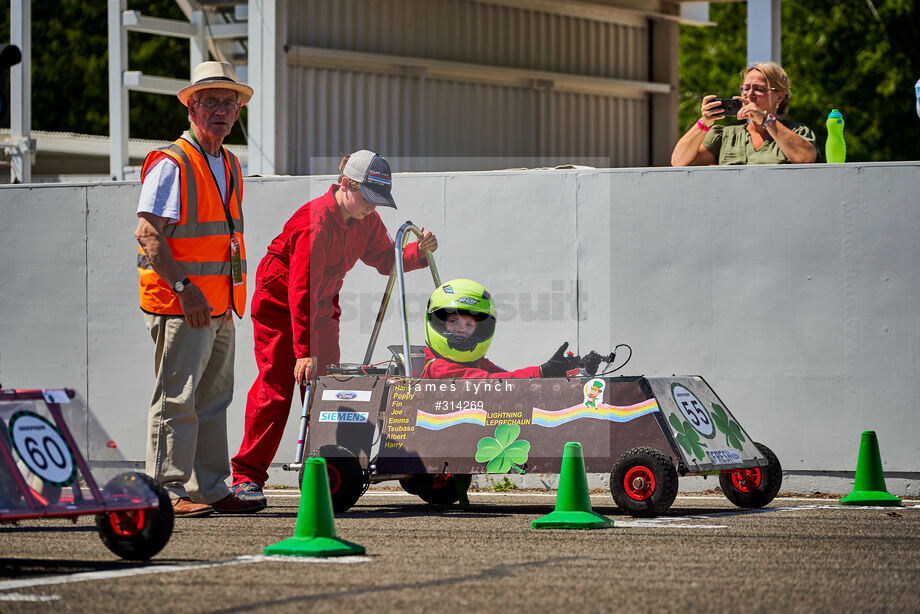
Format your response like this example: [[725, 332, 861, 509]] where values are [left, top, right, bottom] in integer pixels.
[[670, 62, 817, 166]]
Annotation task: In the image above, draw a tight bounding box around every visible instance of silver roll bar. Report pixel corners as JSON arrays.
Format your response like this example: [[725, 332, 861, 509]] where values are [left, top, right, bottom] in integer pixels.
[[291, 383, 311, 470], [291, 222, 441, 469], [362, 221, 441, 375]]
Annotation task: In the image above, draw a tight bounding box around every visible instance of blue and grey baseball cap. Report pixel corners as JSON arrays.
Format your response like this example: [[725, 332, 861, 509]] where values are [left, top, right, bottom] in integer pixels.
[[342, 150, 397, 209]]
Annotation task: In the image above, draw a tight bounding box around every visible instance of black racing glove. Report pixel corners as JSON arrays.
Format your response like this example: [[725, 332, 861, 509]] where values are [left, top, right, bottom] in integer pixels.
[[581, 351, 604, 376], [540, 342, 579, 377]]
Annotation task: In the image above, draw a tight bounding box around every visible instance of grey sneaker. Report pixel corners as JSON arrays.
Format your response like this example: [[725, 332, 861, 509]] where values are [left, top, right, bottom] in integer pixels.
[[230, 481, 266, 504]]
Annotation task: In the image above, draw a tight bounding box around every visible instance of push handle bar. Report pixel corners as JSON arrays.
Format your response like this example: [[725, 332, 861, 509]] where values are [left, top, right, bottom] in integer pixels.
[[362, 221, 441, 375]]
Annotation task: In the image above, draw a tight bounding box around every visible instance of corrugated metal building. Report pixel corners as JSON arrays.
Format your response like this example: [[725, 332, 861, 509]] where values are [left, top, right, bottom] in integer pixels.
[[248, 0, 687, 174], [8, 0, 706, 181]]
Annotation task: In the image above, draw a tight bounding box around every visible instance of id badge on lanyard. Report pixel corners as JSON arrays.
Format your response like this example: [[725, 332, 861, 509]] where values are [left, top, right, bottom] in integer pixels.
[[230, 235, 244, 286], [188, 130, 243, 287]]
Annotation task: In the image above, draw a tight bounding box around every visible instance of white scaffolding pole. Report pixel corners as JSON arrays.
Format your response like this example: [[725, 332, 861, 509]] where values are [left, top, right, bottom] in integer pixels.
[[9, 0, 33, 183], [247, 0, 276, 176], [108, 0, 128, 181], [107, 3, 248, 181], [747, 0, 782, 65], [190, 10, 206, 68]]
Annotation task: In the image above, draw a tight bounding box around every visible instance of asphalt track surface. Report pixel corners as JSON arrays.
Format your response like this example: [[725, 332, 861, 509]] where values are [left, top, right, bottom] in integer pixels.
[[1, 490, 918, 613]]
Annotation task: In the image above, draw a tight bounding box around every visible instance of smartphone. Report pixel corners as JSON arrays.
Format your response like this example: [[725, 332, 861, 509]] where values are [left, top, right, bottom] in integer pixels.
[[716, 98, 742, 117]]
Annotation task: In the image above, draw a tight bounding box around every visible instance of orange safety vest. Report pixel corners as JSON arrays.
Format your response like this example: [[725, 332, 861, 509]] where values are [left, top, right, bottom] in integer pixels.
[[137, 136, 247, 318]]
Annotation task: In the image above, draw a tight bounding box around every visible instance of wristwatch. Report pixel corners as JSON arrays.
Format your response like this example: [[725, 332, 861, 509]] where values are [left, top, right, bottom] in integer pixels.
[[763, 113, 777, 127], [173, 277, 191, 293]]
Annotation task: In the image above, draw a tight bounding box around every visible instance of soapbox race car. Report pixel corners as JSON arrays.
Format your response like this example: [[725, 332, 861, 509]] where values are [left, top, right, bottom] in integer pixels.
[[0, 388, 174, 560], [283, 223, 782, 518]]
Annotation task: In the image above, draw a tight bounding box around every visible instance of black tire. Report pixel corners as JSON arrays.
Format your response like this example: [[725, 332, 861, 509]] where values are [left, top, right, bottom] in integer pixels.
[[95, 472, 174, 561], [398, 475, 424, 495], [305, 445, 366, 513], [399, 474, 472, 505], [719, 442, 782, 508], [610, 447, 679, 518]]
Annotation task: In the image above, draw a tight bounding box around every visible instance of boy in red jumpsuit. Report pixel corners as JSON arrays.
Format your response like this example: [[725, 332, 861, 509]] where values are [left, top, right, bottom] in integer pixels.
[[231, 150, 438, 503], [421, 279, 579, 379]]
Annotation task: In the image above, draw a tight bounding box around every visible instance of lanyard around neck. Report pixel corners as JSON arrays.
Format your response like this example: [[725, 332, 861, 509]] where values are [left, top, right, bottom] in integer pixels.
[[188, 128, 236, 234]]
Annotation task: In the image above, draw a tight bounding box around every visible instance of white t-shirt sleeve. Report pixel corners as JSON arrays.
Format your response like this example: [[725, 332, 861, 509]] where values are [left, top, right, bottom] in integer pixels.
[[137, 157, 182, 223]]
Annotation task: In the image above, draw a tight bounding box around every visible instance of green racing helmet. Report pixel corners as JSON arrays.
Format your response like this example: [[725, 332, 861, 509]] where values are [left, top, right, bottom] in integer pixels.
[[425, 279, 496, 363]]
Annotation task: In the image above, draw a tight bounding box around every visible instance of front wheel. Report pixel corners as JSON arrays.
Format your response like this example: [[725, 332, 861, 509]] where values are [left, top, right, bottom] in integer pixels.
[[95, 472, 174, 561], [719, 442, 782, 508], [305, 445, 367, 513], [610, 447, 679, 518], [399, 474, 472, 505]]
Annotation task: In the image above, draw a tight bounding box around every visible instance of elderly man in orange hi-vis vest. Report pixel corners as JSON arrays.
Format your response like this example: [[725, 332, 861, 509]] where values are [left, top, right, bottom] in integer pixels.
[[134, 62, 262, 517]]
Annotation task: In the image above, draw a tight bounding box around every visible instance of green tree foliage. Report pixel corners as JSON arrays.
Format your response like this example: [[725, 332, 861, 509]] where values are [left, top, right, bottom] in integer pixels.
[[679, 1, 919, 162], [2, 0, 244, 144]]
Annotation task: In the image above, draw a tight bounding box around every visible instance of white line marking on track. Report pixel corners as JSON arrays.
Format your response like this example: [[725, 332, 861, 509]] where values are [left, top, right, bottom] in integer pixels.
[[265, 490, 920, 505], [0, 555, 369, 592], [0, 593, 62, 602], [616, 522, 728, 529]]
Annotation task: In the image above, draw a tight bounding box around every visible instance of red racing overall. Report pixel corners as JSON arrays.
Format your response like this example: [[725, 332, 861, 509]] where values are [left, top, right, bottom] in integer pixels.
[[420, 346, 542, 379], [231, 184, 428, 487]]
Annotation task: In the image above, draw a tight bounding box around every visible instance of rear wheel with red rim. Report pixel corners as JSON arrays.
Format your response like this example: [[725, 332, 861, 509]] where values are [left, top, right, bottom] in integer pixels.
[[305, 445, 367, 513], [610, 447, 678, 518], [96, 472, 174, 560], [719, 442, 782, 508]]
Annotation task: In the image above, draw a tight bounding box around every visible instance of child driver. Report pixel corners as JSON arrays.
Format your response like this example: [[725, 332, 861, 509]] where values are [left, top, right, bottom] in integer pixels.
[[444, 311, 477, 339], [420, 278, 579, 379]]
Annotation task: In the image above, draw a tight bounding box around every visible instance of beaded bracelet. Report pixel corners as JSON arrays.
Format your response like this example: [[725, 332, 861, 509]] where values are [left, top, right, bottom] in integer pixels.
[[696, 120, 711, 132]]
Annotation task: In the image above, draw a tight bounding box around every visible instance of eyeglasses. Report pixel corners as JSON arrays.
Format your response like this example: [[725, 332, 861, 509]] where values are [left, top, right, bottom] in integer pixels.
[[739, 85, 776, 95], [194, 98, 239, 112]]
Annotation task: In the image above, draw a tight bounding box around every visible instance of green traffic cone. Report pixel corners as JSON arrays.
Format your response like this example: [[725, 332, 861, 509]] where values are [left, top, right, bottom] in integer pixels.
[[532, 442, 615, 529], [264, 458, 366, 556], [840, 431, 901, 506]]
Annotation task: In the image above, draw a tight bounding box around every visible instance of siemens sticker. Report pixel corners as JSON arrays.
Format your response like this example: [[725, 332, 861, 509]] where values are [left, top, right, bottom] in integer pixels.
[[321, 390, 373, 402], [319, 411, 369, 423]]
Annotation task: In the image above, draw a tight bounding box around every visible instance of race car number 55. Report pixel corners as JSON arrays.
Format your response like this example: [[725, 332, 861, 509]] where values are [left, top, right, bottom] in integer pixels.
[[671, 384, 715, 438]]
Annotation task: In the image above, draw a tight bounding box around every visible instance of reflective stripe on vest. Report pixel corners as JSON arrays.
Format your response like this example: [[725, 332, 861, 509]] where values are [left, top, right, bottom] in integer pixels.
[[137, 137, 247, 318]]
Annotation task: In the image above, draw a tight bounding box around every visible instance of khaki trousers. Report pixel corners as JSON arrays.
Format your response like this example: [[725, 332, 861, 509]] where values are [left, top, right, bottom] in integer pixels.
[[144, 312, 235, 504]]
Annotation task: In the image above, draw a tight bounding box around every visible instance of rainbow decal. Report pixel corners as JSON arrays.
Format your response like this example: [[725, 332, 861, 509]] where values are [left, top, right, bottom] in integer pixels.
[[531, 399, 659, 428], [416, 408, 488, 430]]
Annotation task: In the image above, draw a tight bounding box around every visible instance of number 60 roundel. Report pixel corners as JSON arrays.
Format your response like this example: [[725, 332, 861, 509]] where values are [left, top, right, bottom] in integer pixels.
[[8, 411, 77, 487]]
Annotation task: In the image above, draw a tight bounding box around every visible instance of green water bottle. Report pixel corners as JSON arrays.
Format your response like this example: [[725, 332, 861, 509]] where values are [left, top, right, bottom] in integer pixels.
[[826, 109, 846, 163]]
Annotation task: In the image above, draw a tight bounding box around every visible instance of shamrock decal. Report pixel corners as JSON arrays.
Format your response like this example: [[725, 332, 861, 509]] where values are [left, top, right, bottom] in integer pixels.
[[710, 403, 746, 450], [668, 413, 707, 461], [475, 424, 531, 474]]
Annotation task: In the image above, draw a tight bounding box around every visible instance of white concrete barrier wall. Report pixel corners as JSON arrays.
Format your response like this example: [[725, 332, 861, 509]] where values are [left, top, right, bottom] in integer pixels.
[[1, 162, 917, 494]]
